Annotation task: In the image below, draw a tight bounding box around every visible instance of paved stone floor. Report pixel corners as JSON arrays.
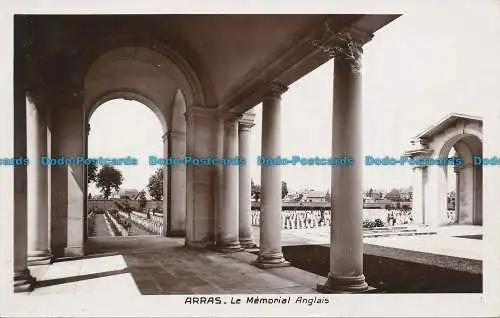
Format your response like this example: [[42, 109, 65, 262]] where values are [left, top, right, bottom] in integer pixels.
[[28, 236, 323, 295], [27, 224, 482, 295]]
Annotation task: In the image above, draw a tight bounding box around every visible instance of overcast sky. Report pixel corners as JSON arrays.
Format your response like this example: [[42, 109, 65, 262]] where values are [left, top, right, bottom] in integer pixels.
[[88, 3, 499, 194]]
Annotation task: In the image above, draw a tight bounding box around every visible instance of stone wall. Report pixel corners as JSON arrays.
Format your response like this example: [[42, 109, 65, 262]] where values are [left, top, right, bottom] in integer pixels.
[[88, 199, 163, 211]]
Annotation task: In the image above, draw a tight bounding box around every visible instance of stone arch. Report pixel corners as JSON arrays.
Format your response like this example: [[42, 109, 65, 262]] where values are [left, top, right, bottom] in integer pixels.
[[76, 35, 208, 108], [82, 46, 198, 238], [87, 88, 168, 134], [435, 134, 483, 226], [406, 114, 483, 227]]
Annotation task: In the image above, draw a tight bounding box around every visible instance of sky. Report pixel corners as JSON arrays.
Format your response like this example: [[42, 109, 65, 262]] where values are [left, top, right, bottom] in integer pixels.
[[88, 3, 500, 195]]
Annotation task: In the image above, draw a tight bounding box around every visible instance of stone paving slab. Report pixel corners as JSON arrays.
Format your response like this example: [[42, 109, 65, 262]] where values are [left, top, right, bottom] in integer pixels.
[[27, 236, 322, 295]]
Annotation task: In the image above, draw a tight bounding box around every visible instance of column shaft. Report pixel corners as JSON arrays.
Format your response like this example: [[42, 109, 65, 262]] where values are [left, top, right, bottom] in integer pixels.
[[455, 169, 461, 224], [215, 118, 224, 244], [238, 113, 256, 248], [318, 46, 368, 292], [219, 116, 243, 252], [26, 96, 52, 265], [412, 166, 425, 225], [253, 84, 289, 268], [13, 94, 35, 292], [162, 133, 169, 236]]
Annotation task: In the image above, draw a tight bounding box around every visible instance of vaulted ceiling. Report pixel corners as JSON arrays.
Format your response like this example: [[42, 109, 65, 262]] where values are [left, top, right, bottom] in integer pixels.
[[17, 14, 399, 110]]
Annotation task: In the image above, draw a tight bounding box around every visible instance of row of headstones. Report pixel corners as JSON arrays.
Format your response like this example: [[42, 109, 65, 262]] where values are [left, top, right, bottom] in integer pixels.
[[107, 211, 129, 236], [250, 210, 332, 229], [119, 211, 164, 235], [135, 210, 163, 224]]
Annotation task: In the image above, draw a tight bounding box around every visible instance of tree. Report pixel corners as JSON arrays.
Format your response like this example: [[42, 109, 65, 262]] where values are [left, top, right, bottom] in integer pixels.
[[281, 181, 288, 199], [385, 188, 401, 202], [251, 180, 261, 202], [147, 168, 164, 200], [87, 162, 97, 184], [96, 165, 123, 199], [138, 190, 147, 212], [368, 188, 373, 197]]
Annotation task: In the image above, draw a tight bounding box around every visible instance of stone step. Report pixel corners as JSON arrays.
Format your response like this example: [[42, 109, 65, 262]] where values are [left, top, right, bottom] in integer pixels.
[[362, 230, 437, 238]]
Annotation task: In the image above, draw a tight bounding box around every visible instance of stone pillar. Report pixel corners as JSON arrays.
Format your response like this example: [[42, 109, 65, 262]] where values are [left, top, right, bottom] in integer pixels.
[[238, 112, 257, 248], [13, 93, 35, 292], [411, 166, 425, 225], [454, 165, 461, 224], [185, 106, 216, 248], [26, 95, 52, 265], [218, 114, 243, 252], [51, 93, 86, 257], [318, 38, 368, 293], [84, 123, 90, 241], [253, 83, 290, 268], [214, 117, 224, 244], [166, 131, 187, 237], [162, 132, 169, 236]]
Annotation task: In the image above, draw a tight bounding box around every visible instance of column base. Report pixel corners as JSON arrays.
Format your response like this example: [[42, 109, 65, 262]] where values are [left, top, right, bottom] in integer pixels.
[[167, 230, 186, 238], [185, 240, 214, 249], [64, 246, 85, 257], [252, 253, 290, 269], [27, 250, 53, 266], [317, 274, 371, 294], [14, 268, 36, 293], [216, 241, 244, 253], [239, 238, 257, 249]]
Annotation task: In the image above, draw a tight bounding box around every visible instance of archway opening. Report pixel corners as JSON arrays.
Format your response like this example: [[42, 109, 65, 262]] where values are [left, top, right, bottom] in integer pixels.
[[441, 134, 483, 226], [86, 99, 166, 238]]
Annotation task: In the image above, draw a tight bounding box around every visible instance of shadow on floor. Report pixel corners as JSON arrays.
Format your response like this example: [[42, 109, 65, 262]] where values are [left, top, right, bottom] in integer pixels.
[[36, 268, 128, 288], [281, 245, 482, 293], [453, 234, 483, 240]]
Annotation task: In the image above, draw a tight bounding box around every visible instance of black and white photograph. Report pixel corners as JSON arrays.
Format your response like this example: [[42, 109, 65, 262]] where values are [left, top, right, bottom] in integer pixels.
[[1, 1, 500, 317]]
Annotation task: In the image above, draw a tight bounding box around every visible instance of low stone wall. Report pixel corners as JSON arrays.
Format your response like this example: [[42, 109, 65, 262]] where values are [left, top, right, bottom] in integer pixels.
[[251, 210, 331, 229], [88, 199, 163, 211]]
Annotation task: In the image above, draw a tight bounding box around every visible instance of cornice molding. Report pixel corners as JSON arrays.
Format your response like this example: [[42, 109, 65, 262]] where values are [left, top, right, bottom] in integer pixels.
[[262, 82, 289, 99], [220, 16, 374, 112]]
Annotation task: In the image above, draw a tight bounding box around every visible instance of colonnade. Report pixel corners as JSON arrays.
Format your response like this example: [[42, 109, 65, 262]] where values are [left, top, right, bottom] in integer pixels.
[[14, 94, 53, 292], [14, 34, 370, 294], [215, 38, 368, 292]]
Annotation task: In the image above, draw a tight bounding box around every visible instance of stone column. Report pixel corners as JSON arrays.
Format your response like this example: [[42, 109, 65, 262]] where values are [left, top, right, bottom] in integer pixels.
[[214, 117, 224, 244], [253, 83, 290, 268], [454, 165, 461, 224], [162, 132, 169, 236], [238, 112, 257, 248], [84, 123, 90, 241], [166, 131, 187, 237], [318, 37, 368, 293], [26, 95, 52, 265], [219, 114, 243, 252], [13, 93, 35, 292]]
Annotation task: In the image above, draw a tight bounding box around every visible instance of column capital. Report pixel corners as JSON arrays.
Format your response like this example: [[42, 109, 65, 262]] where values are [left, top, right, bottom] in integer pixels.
[[239, 112, 256, 130], [263, 83, 288, 99], [219, 111, 242, 123], [184, 105, 217, 121]]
